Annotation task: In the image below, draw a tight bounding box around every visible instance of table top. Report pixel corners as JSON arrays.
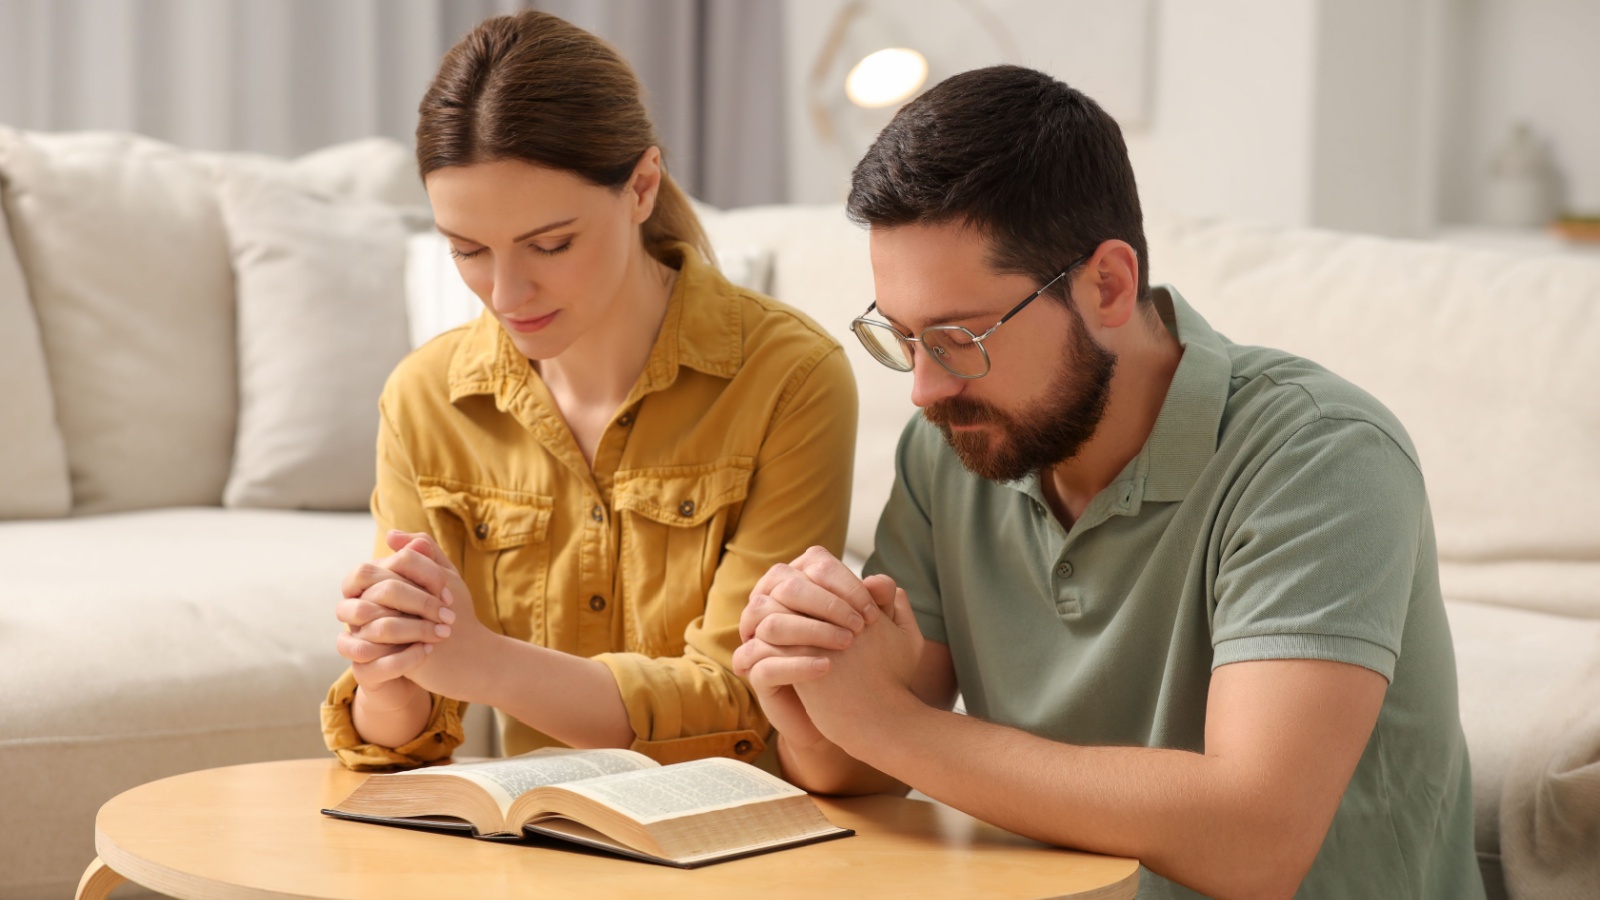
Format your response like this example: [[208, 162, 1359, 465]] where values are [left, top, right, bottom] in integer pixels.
[[94, 758, 1139, 899]]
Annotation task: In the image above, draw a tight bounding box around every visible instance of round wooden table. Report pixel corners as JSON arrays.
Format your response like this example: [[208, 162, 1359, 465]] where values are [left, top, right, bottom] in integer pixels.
[[81, 759, 1138, 899]]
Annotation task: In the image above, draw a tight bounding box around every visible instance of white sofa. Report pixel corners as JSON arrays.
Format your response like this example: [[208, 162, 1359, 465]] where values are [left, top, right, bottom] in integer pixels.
[[2, 130, 1596, 899]]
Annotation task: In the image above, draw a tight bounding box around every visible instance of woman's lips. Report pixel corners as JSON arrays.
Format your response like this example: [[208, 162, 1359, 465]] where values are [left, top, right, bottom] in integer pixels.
[[506, 311, 559, 333]]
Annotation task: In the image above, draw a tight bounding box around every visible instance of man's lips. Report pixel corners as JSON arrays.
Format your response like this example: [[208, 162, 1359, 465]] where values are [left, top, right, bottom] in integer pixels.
[[505, 310, 559, 333]]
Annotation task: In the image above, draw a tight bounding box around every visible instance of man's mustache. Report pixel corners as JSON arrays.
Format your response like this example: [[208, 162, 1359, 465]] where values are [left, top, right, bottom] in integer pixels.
[[923, 397, 1002, 428]]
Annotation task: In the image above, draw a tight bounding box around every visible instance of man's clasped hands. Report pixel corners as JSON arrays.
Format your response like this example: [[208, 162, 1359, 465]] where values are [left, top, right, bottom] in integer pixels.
[[336, 534, 926, 756]]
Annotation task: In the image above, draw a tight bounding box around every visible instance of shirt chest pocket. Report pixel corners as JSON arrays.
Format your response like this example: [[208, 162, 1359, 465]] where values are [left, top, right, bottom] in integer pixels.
[[417, 478, 553, 643], [612, 457, 753, 657]]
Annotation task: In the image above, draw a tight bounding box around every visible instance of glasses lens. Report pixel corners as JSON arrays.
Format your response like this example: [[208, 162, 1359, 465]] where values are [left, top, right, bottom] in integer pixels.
[[853, 320, 914, 371], [922, 327, 989, 377]]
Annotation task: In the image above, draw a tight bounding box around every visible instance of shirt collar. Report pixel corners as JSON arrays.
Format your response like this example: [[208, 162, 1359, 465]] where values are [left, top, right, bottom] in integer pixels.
[[1001, 284, 1231, 507], [446, 241, 744, 408]]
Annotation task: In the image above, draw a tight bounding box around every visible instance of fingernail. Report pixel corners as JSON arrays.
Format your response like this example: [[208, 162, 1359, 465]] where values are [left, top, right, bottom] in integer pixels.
[[863, 603, 880, 624], [439, 607, 456, 624], [811, 657, 828, 671], [423, 643, 434, 654], [435, 624, 451, 638], [442, 588, 454, 607], [848, 613, 865, 632]]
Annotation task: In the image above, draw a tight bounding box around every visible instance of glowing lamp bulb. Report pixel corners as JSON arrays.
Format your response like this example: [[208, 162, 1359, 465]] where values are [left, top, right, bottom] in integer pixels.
[[844, 48, 928, 108]]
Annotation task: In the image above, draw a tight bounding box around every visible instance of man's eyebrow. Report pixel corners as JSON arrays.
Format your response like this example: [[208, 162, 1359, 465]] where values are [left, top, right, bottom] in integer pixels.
[[436, 217, 578, 244], [877, 305, 1000, 331]]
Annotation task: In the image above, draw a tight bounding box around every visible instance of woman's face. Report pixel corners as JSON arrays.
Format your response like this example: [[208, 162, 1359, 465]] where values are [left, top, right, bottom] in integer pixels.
[[424, 154, 659, 360]]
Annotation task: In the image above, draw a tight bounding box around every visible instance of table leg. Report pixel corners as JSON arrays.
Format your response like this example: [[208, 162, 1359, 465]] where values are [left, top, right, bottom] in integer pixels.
[[75, 856, 127, 900]]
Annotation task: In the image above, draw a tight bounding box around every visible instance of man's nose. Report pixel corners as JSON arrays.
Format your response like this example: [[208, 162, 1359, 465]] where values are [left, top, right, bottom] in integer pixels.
[[909, 347, 964, 409]]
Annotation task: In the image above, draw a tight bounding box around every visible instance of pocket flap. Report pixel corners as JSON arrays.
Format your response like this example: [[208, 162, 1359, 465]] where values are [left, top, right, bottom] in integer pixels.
[[417, 478, 552, 551], [613, 457, 754, 527]]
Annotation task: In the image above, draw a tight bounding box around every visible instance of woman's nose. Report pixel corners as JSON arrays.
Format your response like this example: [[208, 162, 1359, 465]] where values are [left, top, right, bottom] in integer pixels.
[[489, 259, 535, 314]]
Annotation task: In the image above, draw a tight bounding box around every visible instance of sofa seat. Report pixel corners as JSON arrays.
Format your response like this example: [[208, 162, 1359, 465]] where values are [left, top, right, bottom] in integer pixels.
[[0, 508, 372, 898], [1445, 599, 1600, 899]]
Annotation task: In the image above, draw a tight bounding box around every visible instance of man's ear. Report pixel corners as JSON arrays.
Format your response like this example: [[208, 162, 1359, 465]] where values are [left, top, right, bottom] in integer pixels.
[[1083, 240, 1140, 329], [628, 146, 664, 225]]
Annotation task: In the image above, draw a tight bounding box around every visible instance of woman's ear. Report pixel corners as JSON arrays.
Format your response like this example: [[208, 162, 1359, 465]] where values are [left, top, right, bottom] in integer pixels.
[[1084, 240, 1140, 329], [628, 147, 664, 224]]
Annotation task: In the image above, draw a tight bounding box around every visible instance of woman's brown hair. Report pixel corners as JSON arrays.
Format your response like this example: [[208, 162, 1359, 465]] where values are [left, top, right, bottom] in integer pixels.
[[417, 10, 713, 265]]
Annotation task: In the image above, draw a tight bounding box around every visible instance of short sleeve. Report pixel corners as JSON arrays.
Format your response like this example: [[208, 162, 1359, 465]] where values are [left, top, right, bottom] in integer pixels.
[[864, 415, 947, 644], [1212, 416, 1429, 681]]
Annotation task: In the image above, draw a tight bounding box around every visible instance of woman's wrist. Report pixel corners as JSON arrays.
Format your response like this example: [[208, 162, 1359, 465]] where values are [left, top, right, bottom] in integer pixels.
[[352, 678, 431, 747]]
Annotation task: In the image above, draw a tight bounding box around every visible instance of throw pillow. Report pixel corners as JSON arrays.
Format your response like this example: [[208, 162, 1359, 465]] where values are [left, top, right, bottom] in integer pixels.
[[218, 170, 411, 510], [0, 129, 238, 514], [0, 160, 71, 518]]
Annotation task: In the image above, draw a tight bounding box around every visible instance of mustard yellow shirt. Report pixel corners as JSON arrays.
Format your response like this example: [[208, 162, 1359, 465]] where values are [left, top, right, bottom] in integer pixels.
[[321, 243, 856, 769]]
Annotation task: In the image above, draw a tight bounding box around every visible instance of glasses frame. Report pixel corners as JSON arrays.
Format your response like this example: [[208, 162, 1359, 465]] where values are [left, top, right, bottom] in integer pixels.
[[849, 254, 1091, 379]]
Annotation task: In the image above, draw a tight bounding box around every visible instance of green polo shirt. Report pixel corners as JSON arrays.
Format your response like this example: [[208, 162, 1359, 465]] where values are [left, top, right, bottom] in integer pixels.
[[866, 286, 1484, 900]]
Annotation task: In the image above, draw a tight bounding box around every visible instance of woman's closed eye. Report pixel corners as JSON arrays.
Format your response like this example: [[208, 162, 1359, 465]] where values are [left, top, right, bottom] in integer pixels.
[[449, 245, 485, 261], [532, 239, 572, 256]]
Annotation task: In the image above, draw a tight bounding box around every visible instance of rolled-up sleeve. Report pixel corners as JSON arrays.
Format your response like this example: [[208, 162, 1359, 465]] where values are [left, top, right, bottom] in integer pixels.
[[596, 343, 857, 764], [319, 393, 465, 770]]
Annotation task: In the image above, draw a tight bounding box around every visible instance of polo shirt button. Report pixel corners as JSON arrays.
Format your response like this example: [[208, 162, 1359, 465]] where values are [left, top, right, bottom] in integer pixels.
[[734, 740, 752, 755], [591, 504, 604, 522], [1055, 561, 1074, 579], [474, 523, 489, 540], [617, 412, 633, 427], [678, 499, 696, 517], [589, 595, 607, 612]]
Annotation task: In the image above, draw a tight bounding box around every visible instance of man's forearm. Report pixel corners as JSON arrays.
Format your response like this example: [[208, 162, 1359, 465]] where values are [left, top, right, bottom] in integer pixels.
[[839, 696, 1323, 900], [776, 731, 908, 796]]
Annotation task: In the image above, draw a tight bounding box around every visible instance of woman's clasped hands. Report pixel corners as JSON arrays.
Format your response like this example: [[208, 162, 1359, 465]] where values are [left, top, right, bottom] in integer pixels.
[[335, 530, 493, 705]]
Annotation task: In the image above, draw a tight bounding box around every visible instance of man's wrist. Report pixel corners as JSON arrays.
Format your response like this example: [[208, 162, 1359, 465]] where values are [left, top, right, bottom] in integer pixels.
[[830, 683, 925, 771]]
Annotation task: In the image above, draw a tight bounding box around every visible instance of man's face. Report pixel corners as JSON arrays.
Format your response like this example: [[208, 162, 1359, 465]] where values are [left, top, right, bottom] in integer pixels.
[[868, 223, 1117, 482]]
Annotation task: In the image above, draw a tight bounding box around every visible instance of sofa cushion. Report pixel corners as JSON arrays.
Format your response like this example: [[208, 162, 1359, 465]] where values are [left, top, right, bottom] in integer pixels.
[[0, 176, 70, 518], [1145, 213, 1600, 583], [1444, 599, 1600, 896], [0, 130, 238, 514], [218, 169, 411, 510], [0, 508, 496, 900]]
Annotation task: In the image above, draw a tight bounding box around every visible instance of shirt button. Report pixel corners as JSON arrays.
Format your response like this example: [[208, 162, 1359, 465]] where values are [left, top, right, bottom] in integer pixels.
[[1055, 561, 1074, 579], [734, 740, 752, 755], [589, 595, 607, 612], [591, 504, 604, 523], [678, 499, 696, 517], [474, 523, 489, 540], [617, 412, 633, 427]]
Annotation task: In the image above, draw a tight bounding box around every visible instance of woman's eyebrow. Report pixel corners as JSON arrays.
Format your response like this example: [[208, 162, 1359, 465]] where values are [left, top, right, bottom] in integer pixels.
[[436, 217, 579, 244]]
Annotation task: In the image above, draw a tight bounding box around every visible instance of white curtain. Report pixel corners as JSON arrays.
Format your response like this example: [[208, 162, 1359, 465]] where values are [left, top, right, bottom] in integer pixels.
[[537, 0, 789, 207], [0, 0, 524, 157], [0, 0, 788, 206]]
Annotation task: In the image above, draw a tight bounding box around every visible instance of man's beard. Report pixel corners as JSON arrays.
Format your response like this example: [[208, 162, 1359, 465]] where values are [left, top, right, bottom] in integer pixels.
[[922, 307, 1117, 483]]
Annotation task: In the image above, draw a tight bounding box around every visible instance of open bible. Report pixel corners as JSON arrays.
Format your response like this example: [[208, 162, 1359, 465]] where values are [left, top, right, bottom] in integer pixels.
[[322, 748, 852, 867]]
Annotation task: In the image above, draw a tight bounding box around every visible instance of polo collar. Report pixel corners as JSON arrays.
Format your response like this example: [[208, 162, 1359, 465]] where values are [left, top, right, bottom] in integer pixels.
[[446, 241, 744, 409]]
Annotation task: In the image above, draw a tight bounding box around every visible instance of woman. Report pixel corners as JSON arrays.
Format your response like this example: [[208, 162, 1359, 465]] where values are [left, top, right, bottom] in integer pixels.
[[320, 10, 856, 770]]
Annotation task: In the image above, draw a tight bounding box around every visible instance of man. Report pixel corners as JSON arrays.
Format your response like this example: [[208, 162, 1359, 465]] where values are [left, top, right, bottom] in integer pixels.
[[732, 66, 1484, 899]]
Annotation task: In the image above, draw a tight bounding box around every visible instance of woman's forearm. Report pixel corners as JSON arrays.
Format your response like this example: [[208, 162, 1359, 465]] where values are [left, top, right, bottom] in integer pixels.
[[351, 678, 433, 748], [468, 635, 637, 749]]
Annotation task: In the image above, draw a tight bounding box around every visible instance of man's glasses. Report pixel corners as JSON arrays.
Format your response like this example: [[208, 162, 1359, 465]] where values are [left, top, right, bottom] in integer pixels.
[[849, 255, 1090, 379]]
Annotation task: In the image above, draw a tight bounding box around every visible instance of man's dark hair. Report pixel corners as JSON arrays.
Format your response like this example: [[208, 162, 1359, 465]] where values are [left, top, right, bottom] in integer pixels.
[[847, 65, 1149, 303]]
